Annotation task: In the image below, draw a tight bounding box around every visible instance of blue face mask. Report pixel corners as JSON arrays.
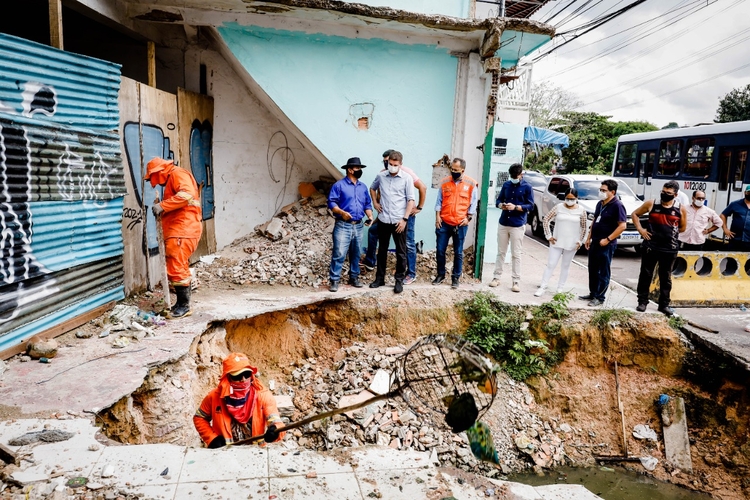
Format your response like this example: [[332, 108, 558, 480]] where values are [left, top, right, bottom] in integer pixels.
[[510, 178, 520, 184]]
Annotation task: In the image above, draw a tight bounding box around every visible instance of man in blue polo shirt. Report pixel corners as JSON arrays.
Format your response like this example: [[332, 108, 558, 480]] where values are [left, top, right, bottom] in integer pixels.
[[489, 163, 534, 292], [720, 184, 750, 252], [580, 179, 627, 307], [327, 157, 374, 292]]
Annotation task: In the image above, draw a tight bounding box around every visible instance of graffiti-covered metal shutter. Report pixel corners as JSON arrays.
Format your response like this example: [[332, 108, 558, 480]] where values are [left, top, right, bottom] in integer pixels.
[[0, 33, 125, 356]]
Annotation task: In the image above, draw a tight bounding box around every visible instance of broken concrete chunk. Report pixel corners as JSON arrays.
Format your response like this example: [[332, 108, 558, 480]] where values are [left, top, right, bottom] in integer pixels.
[[100, 464, 115, 478], [8, 429, 75, 446], [265, 218, 284, 241], [26, 337, 59, 359], [368, 370, 393, 395], [310, 194, 328, 208]]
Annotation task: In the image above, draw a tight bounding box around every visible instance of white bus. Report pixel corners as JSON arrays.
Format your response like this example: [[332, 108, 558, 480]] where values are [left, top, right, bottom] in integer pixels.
[[612, 121, 750, 230]]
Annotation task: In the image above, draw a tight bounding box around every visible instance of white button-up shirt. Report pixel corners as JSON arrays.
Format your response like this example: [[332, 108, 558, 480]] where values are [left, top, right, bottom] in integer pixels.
[[370, 169, 415, 224], [679, 204, 722, 245]]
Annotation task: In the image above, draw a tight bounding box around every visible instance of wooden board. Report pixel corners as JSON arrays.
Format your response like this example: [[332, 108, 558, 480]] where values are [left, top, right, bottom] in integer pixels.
[[139, 83, 180, 291], [118, 77, 148, 295], [177, 87, 216, 263]]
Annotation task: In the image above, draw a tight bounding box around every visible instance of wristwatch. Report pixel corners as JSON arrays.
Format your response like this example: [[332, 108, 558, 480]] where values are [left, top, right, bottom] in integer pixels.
[[402, 217, 409, 221]]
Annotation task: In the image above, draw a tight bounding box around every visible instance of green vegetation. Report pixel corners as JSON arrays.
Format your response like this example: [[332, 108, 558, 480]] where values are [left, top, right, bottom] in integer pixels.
[[590, 308, 635, 330], [715, 83, 750, 123], [668, 314, 686, 331], [531, 292, 573, 336], [460, 292, 561, 381]]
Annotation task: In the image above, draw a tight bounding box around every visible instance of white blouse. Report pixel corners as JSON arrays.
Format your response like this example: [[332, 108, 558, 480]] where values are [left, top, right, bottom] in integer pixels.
[[542, 203, 588, 251]]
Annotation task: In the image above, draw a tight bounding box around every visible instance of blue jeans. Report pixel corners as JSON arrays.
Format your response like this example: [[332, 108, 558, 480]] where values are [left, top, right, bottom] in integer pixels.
[[587, 242, 616, 301], [329, 220, 363, 282], [364, 216, 417, 278], [435, 223, 468, 278]]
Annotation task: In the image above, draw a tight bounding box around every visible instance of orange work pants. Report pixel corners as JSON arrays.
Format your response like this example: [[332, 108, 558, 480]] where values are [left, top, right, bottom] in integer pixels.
[[165, 237, 198, 286]]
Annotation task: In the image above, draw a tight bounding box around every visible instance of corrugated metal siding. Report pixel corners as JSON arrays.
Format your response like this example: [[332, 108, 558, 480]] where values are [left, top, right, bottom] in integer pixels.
[[0, 33, 125, 355]]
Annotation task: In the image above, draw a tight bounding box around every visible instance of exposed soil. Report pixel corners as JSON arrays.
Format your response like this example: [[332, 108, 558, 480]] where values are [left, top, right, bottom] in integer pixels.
[[86, 291, 750, 499]]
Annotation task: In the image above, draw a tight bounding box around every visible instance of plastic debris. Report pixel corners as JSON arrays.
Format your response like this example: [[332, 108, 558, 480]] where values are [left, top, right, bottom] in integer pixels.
[[160, 468, 169, 476], [66, 477, 88, 488], [640, 456, 658, 471], [633, 424, 658, 441]]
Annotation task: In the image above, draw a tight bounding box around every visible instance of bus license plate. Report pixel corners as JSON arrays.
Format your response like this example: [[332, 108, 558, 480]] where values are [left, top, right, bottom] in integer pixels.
[[619, 232, 640, 240]]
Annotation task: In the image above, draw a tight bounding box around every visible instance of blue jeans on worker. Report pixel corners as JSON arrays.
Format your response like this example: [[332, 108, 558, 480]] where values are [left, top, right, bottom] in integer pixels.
[[436, 223, 468, 278], [329, 219, 363, 283], [364, 216, 417, 279], [587, 242, 616, 302]]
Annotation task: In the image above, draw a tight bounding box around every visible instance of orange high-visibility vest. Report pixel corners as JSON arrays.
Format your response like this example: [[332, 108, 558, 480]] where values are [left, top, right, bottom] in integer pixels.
[[439, 175, 476, 226]]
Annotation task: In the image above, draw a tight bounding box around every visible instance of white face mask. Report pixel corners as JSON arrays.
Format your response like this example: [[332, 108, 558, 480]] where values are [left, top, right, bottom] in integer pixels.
[[565, 199, 577, 207], [598, 191, 608, 201], [693, 199, 704, 207], [388, 165, 399, 175], [510, 178, 520, 184]]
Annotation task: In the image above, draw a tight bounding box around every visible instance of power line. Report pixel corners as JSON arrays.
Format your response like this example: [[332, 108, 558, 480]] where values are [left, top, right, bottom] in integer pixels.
[[601, 60, 750, 112]]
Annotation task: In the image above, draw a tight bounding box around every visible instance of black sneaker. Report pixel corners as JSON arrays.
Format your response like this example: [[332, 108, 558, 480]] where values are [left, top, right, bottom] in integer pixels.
[[658, 306, 675, 317], [451, 277, 459, 289], [329, 281, 339, 292], [587, 298, 603, 307], [369, 280, 385, 289], [636, 303, 647, 312], [394, 280, 404, 294], [348, 278, 363, 288], [578, 294, 594, 300], [432, 275, 445, 285]]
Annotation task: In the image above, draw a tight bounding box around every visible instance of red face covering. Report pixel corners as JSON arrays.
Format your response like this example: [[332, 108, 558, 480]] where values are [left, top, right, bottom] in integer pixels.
[[225, 378, 256, 424]]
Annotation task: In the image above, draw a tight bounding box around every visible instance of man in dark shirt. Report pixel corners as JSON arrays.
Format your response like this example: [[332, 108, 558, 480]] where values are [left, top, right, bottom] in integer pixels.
[[327, 157, 373, 292], [580, 179, 627, 307], [488, 164, 535, 292], [720, 185, 750, 252]]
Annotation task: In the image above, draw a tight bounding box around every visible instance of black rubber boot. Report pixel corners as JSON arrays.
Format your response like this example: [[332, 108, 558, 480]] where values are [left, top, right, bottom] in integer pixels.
[[170, 285, 192, 319]]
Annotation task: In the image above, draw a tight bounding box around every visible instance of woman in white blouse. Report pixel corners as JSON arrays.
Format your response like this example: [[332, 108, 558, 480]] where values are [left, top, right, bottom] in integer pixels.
[[535, 188, 588, 297]]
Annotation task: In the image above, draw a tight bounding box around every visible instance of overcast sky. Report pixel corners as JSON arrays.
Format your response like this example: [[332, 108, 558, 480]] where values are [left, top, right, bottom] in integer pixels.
[[524, 0, 750, 128]]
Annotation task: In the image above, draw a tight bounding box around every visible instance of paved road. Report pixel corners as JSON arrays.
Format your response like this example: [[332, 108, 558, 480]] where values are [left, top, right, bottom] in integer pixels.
[[525, 227, 642, 292]]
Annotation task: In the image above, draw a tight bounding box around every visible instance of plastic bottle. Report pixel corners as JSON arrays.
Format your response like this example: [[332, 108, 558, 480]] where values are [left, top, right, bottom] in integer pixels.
[[136, 310, 166, 326]]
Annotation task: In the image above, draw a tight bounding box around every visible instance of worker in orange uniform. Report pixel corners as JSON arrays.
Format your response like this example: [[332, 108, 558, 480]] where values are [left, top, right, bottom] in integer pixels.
[[434, 157, 477, 289], [144, 157, 202, 318], [193, 352, 286, 448]]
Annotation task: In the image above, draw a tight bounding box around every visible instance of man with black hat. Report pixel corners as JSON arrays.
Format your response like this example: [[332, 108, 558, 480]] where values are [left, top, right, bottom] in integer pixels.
[[327, 157, 374, 292]]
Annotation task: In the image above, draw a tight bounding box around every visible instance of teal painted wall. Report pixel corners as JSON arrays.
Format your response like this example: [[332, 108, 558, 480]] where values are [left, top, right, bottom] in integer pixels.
[[219, 24, 458, 252], [497, 31, 551, 69], [352, 0, 470, 18]]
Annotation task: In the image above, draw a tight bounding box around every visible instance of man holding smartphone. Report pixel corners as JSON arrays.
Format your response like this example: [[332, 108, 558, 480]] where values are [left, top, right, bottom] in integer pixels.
[[327, 157, 373, 292], [488, 164, 534, 292]]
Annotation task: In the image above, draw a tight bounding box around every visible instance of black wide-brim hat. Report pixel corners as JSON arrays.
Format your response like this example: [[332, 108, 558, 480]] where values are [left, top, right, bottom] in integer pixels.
[[342, 157, 366, 169]]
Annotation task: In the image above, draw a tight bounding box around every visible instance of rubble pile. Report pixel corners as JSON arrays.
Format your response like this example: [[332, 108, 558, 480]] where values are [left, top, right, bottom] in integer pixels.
[[274, 342, 573, 476], [195, 195, 477, 289]]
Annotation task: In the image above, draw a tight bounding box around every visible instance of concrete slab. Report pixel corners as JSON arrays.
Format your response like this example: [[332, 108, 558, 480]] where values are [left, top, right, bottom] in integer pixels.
[[93, 443, 186, 486], [488, 479, 545, 500], [174, 478, 268, 499], [349, 446, 437, 471], [117, 483, 177, 500], [270, 472, 362, 499], [662, 397, 693, 473], [536, 483, 604, 499], [268, 447, 353, 477], [181, 445, 268, 482], [356, 469, 480, 500]]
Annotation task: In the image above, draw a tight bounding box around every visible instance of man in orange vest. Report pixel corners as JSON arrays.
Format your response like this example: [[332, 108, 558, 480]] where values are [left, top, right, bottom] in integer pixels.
[[434, 158, 477, 289], [193, 352, 285, 448], [144, 157, 202, 318]]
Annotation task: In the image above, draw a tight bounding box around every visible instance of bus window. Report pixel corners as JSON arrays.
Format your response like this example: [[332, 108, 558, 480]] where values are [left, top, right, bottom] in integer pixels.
[[658, 140, 683, 177], [615, 144, 637, 176], [638, 151, 654, 185], [733, 150, 748, 191], [683, 137, 714, 179]]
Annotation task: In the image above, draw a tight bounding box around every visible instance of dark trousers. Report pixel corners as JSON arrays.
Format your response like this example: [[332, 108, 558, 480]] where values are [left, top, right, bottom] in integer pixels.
[[728, 239, 750, 252], [375, 222, 407, 283], [680, 242, 703, 251], [436, 223, 468, 278], [588, 242, 616, 302], [636, 246, 677, 308]]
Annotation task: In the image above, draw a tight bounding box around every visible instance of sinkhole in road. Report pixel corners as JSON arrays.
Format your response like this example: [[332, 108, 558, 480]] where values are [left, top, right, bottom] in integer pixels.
[[96, 290, 750, 499]]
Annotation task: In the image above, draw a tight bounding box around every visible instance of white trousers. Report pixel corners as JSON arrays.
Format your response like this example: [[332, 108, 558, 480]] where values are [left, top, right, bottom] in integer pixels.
[[494, 225, 525, 281], [540, 246, 576, 289]]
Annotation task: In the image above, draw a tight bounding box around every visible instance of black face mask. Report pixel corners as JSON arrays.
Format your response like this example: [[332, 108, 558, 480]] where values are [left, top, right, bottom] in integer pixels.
[[745, 193, 750, 201], [352, 169, 363, 179], [451, 171, 462, 180], [661, 192, 675, 203]]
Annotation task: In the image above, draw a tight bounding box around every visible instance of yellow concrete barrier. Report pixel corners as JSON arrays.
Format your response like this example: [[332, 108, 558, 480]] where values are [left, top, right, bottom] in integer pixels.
[[651, 251, 750, 306]]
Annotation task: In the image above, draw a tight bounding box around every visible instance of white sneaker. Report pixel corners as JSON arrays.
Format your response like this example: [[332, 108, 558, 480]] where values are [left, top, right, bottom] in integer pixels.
[[556, 287, 565, 294], [511, 282, 521, 293], [489, 279, 500, 287], [534, 286, 546, 297]]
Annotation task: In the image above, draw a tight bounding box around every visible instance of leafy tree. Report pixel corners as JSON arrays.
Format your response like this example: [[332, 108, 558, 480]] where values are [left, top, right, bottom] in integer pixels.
[[715, 84, 750, 123], [662, 122, 680, 129], [529, 82, 582, 128], [523, 146, 558, 174], [551, 112, 657, 173]]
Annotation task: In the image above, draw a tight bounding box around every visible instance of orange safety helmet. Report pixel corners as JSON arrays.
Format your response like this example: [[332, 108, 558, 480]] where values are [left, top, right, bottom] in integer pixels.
[[144, 157, 174, 187]]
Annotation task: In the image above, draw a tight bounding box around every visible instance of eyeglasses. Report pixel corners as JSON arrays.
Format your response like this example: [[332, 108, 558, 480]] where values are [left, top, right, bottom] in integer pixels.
[[228, 371, 253, 382]]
